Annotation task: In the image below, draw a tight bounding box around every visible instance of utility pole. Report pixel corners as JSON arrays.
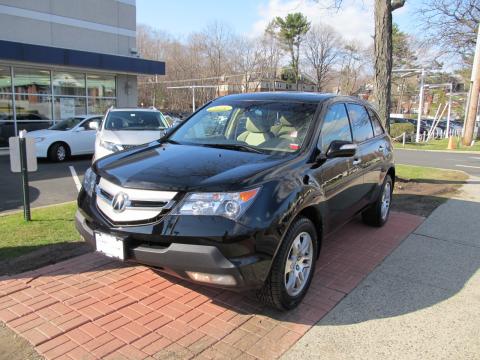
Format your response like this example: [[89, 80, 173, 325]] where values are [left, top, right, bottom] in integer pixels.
[[416, 69, 425, 143], [464, 25, 480, 146], [446, 83, 452, 138]]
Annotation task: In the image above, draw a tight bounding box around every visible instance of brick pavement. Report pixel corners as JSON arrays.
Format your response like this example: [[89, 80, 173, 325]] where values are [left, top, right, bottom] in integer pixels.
[[0, 211, 423, 359]]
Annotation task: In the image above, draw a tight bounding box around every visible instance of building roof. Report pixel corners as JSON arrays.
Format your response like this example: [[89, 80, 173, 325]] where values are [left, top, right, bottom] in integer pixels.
[[0, 40, 165, 75]]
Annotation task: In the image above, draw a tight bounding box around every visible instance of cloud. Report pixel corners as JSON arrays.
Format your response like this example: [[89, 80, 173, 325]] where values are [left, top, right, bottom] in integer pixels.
[[251, 0, 374, 47]]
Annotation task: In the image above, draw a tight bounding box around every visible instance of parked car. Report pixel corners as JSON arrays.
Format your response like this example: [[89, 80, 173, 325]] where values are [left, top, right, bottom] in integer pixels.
[[0, 113, 51, 148], [92, 107, 170, 161], [76, 92, 394, 310], [27, 114, 103, 161]]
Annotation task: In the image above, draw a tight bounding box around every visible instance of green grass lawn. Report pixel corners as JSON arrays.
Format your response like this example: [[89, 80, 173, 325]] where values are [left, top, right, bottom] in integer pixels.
[[0, 202, 81, 261], [394, 138, 480, 151], [396, 164, 469, 183]]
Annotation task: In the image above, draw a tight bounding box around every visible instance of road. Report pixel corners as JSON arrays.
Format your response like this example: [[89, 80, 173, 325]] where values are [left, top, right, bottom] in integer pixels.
[[395, 149, 480, 176], [0, 155, 91, 213]]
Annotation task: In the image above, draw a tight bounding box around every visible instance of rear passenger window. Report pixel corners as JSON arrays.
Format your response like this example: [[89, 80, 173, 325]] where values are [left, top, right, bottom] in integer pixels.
[[346, 104, 374, 143], [368, 108, 384, 136], [319, 103, 352, 152]]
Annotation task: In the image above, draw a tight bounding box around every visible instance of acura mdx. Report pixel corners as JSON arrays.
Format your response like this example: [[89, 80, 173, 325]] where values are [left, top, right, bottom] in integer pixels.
[[76, 92, 394, 310]]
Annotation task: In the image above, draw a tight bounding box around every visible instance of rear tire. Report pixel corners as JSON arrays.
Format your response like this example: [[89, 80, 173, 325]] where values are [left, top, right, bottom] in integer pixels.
[[362, 174, 393, 227], [257, 217, 318, 310], [48, 142, 69, 162]]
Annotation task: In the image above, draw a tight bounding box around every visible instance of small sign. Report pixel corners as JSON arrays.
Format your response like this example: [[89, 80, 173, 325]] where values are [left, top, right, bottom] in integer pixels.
[[9, 137, 37, 172], [60, 97, 75, 119]]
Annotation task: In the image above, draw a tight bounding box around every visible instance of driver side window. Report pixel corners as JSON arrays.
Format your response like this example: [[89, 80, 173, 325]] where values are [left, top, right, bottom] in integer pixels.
[[318, 103, 352, 153]]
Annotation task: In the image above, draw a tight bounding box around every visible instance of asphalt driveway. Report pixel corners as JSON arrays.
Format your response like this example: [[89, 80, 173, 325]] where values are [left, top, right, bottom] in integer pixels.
[[0, 155, 91, 213]]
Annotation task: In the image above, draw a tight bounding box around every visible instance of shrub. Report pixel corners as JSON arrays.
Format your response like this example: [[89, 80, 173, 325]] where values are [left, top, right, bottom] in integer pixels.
[[389, 123, 415, 138]]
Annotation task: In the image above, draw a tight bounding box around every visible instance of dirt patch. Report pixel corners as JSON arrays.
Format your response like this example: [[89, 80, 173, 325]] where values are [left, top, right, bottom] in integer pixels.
[[0, 242, 91, 276], [0, 323, 41, 360], [392, 178, 461, 217]]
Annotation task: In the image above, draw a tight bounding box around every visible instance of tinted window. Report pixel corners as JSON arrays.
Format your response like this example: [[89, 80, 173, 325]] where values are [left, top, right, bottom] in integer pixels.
[[346, 104, 374, 143], [368, 108, 384, 136], [319, 103, 352, 152]]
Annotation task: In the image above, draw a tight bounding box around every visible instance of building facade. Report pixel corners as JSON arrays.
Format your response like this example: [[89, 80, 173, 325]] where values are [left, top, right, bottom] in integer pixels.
[[0, 0, 165, 147]]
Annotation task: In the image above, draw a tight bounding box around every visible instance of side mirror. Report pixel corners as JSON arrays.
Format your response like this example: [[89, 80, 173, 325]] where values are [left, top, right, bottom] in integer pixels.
[[89, 121, 99, 130], [327, 140, 357, 158]]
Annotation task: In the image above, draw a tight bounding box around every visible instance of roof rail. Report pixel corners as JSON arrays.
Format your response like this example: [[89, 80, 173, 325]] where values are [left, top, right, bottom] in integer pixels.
[[149, 106, 158, 110]]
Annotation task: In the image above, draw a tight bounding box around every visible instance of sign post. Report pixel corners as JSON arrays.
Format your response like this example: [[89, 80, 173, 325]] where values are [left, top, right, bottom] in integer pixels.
[[19, 131, 31, 221], [9, 130, 37, 221]]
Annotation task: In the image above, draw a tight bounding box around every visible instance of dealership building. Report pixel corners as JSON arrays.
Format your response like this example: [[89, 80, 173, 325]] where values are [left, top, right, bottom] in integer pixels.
[[0, 0, 165, 147]]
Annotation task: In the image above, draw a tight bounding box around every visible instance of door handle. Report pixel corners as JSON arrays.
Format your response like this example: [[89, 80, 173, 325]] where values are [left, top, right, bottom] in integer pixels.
[[352, 158, 362, 165]]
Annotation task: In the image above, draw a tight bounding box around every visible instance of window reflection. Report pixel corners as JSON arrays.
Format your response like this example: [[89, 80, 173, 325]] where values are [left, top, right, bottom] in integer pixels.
[[54, 97, 87, 120], [88, 98, 115, 115], [87, 74, 115, 98], [53, 72, 85, 96], [14, 68, 51, 94]]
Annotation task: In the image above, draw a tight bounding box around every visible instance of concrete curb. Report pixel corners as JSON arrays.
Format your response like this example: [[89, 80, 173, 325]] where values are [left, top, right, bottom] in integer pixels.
[[394, 147, 480, 154]]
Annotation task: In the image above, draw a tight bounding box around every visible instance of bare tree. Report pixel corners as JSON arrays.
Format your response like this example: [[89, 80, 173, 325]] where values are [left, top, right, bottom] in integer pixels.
[[418, 0, 480, 64], [338, 42, 365, 95], [304, 24, 341, 91]]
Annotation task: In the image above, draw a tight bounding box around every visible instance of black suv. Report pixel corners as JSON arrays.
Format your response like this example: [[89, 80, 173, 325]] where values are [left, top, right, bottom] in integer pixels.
[[76, 92, 394, 310]]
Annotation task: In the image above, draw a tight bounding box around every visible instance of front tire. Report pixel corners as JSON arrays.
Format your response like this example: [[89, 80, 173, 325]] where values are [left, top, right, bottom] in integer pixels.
[[48, 143, 69, 162], [362, 174, 393, 227], [257, 217, 318, 310]]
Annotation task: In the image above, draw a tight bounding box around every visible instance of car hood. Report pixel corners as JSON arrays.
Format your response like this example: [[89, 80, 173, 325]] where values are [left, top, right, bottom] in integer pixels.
[[27, 129, 62, 137], [101, 130, 164, 145], [94, 143, 289, 192]]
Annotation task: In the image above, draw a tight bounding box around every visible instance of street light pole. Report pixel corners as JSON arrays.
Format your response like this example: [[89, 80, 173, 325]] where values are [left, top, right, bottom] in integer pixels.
[[416, 69, 425, 143], [464, 25, 480, 145]]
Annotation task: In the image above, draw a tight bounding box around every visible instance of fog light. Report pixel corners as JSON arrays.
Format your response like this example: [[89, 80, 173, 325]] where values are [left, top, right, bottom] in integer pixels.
[[186, 271, 237, 286]]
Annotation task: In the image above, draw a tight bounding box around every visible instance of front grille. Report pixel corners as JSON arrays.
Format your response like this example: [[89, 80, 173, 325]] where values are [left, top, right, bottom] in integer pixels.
[[95, 178, 178, 226]]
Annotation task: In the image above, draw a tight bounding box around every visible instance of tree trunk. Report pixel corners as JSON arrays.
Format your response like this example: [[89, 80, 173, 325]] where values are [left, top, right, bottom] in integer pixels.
[[373, 0, 393, 131]]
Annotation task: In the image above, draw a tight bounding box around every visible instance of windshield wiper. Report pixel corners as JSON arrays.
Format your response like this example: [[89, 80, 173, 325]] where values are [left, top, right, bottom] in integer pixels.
[[202, 143, 265, 154]]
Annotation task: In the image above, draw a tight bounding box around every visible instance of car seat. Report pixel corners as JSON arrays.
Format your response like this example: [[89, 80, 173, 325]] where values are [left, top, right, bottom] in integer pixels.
[[237, 116, 272, 146]]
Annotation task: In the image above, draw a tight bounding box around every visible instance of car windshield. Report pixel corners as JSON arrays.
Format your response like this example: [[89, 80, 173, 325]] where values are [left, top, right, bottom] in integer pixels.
[[104, 111, 168, 131], [169, 100, 318, 154], [50, 117, 84, 131]]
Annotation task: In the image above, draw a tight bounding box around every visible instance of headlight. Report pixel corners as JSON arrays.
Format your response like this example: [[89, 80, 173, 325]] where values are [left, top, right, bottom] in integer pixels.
[[100, 140, 123, 152], [34, 137, 45, 143], [172, 188, 260, 220], [82, 167, 97, 196]]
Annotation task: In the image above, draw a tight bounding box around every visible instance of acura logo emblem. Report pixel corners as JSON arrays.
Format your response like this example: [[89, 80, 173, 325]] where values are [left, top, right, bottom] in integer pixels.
[[112, 192, 129, 213]]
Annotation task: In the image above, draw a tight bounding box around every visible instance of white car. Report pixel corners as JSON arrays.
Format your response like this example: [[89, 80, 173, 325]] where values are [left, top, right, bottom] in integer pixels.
[[28, 115, 103, 162], [92, 107, 170, 160]]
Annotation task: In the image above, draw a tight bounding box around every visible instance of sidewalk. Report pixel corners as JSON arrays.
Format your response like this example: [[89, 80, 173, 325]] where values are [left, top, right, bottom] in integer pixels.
[[283, 178, 480, 359]]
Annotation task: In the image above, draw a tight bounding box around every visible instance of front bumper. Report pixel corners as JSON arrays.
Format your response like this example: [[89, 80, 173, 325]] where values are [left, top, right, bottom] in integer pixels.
[[75, 209, 270, 290]]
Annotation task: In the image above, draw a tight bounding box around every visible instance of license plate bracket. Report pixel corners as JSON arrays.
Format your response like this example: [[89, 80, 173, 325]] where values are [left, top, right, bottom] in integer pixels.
[[95, 232, 125, 260]]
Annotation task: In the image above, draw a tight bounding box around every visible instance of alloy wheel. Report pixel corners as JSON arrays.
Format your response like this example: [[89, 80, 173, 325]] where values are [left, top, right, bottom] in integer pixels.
[[381, 181, 391, 220], [284, 231, 313, 296]]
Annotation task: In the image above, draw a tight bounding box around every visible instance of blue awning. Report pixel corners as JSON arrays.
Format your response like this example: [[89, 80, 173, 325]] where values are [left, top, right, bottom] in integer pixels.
[[0, 40, 165, 75]]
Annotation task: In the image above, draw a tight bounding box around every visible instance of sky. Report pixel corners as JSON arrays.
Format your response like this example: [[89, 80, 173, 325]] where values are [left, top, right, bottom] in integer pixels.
[[136, 0, 423, 47]]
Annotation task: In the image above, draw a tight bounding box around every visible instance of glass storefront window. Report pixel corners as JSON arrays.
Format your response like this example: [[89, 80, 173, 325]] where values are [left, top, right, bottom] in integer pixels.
[[54, 97, 86, 120], [53, 72, 85, 96], [14, 68, 51, 94], [15, 95, 52, 121], [88, 98, 115, 115], [0, 67, 12, 94], [87, 74, 115, 98]]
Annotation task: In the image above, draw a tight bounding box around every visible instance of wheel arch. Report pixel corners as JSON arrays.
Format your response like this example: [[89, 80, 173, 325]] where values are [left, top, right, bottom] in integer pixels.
[[297, 206, 324, 258], [386, 166, 395, 187]]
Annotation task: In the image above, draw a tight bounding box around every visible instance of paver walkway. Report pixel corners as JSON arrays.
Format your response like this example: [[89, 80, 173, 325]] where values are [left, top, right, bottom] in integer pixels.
[[0, 211, 422, 359]]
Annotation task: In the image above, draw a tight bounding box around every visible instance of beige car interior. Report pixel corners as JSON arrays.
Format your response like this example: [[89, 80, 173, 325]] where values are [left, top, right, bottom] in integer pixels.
[[237, 116, 273, 146]]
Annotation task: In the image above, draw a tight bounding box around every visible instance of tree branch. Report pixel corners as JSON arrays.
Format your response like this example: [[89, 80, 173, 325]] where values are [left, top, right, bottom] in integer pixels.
[[391, 0, 406, 11]]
